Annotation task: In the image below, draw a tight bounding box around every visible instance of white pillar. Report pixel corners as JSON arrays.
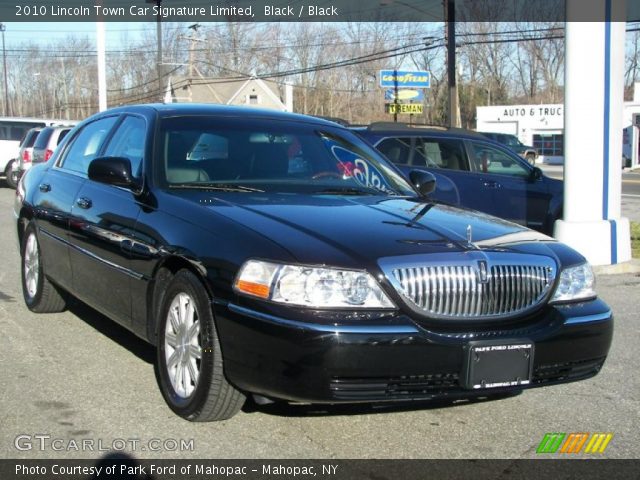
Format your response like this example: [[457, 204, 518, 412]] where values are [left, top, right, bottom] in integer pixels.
[[96, 22, 107, 112], [285, 82, 293, 112], [554, 0, 631, 265]]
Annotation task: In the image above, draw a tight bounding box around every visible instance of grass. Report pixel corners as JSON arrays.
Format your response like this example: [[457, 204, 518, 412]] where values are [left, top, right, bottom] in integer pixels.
[[632, 222, 640, 259]]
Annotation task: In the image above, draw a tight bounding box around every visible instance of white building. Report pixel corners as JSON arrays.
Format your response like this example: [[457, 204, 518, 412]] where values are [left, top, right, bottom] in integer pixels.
[[476, 83, 640, 168]]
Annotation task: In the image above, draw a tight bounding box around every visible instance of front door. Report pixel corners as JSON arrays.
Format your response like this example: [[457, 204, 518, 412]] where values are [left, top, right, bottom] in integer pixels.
[[466, 140, 552, 230], [68, 115, 147, 326]]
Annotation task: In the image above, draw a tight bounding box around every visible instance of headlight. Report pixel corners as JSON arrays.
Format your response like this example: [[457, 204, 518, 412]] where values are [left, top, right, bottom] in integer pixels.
[[550, 263, 596, 303], [234, 260, 396, 309]]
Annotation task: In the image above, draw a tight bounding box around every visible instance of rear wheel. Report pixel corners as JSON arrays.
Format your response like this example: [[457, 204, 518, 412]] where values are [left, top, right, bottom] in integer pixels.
[[155, 270, 245, 421], [21, 223, 67, 313], [5, 160, 18, 189]]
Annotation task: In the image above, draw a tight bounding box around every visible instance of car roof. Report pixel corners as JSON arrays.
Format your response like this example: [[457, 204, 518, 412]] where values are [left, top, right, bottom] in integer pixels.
[[351, 122, 487, 140], [480, 132, 515, 136], [39, 124, 75, 132], [102, 103, 342, 128]]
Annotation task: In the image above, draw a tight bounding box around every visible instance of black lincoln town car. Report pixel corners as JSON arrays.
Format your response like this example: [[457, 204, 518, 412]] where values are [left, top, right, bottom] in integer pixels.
[[15, 104, 612, 421]]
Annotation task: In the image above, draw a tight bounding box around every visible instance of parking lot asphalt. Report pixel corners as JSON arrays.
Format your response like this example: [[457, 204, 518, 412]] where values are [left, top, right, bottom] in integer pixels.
[[0, 187, 638, 460]]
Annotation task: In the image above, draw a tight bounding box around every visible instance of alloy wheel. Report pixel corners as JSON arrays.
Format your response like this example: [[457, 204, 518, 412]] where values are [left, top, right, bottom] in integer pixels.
[[23, 233, 39, 299], [164, 292, 202, 398]]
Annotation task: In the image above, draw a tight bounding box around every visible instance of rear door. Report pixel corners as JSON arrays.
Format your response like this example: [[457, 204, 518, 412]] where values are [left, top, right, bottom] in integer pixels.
[[33, 116, 119, 290], [68, 114, 147, 326]]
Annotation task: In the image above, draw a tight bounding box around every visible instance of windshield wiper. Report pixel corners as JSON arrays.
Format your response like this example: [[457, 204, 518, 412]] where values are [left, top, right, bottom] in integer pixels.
[[169, 183, 264, 193], [314, 187, 378, 196]]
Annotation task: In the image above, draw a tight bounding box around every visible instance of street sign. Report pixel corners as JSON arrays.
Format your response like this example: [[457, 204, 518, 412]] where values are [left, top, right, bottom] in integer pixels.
[[380, 70, 430, 88], [384, 89, 424, 101], [385, 103, 424, 114]]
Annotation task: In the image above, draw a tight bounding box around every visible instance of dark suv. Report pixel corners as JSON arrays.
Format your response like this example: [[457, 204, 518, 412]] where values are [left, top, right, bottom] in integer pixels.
[[479, 132, 538, 164], [354, 123, 563, 236]]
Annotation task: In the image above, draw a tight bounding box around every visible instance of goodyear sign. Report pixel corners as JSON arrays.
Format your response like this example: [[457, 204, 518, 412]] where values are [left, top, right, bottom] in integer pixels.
[[380, 70, 430, 88], [384, 89, 424, 102], [385, 103, 423, 114]]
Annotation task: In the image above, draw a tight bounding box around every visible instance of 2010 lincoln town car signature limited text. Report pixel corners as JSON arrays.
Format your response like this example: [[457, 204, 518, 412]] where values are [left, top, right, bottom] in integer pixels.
[[14, 104, 613, 421]]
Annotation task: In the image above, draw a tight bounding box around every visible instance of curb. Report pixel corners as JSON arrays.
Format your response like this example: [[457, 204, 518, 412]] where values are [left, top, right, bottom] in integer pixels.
[[593, 259, 640, 275]]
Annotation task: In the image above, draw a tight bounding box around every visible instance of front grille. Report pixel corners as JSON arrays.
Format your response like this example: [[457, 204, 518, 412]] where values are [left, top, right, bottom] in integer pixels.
[[384, 253, 554, 319], [330, 373, 460, 400], [328, 358, 606, 401], [533, 357, 606, 384]]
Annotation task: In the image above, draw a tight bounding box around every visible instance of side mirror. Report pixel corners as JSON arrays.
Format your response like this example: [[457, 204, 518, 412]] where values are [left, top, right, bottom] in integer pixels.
[[529, 166, 543, 181], [88, 157, 137, 189], [409, 169, 437, 197]]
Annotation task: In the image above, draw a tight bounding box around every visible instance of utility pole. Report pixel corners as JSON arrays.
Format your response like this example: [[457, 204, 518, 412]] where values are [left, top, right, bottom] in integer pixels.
[[0, 23, 9, 116], [146, 0, 163, 101], [187, 23, 201, 77], [59, 57, 70, 119], [178, 23, 205, 78], [445, 0, 460, 127], [96, 21, 107, 112]]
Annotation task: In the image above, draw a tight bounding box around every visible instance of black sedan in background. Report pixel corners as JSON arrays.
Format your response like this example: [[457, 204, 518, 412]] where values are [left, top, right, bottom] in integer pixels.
[[15, 104, 612, 421]]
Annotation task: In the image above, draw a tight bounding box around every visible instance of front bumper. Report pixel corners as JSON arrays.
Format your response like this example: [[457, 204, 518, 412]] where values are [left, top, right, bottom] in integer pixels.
[[214, 298, 613, 403]]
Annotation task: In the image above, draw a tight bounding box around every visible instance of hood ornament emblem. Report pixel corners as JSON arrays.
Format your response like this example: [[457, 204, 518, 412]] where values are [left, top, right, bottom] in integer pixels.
[[466, 224, 473, 244], [478, 260, 489, 283]]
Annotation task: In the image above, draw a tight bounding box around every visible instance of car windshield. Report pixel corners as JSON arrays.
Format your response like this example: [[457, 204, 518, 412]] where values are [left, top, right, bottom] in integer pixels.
[[501, 135, 522, 146], [158, 116, 416, 196]]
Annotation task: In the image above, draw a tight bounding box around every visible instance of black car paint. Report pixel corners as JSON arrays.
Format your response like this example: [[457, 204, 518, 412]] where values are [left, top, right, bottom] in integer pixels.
[[16, 104, 612, 405]]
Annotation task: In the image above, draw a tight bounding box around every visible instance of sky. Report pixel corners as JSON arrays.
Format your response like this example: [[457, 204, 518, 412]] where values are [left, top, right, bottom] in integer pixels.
[[3, 22, 153, 49]]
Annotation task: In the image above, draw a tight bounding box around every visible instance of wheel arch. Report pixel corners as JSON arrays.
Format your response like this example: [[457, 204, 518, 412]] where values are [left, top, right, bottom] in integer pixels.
[[17, 210, 34, 255], [146, 254, 216, 345]]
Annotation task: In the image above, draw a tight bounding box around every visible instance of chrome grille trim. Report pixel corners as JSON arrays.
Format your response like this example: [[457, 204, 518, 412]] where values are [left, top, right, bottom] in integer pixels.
[[380, 252, 556, 321]]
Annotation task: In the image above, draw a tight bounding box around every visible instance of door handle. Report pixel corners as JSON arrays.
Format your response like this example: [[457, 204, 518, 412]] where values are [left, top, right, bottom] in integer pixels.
[[483, 180, 501, 189], [39, 183, 51, 192], [76, 197, 92, 209]]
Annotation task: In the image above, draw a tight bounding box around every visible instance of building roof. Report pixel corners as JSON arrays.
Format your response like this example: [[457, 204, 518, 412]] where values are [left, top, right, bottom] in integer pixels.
[[168, 76, 285, 107]]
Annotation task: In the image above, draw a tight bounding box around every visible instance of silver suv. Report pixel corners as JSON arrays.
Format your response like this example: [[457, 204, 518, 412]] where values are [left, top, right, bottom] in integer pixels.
[[15, 127, 43, 185], [31, 125, 74, 166]]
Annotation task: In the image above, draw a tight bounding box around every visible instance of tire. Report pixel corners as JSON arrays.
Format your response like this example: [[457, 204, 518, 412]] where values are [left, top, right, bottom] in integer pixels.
[[21, 223, 67, 313], [5, 160, 18, 189], [155, 269, 245, 421]]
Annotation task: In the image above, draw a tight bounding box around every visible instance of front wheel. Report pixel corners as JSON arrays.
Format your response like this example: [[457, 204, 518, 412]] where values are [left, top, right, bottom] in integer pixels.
[[21, 223, 67, 313], [5, 160, 18, 189], [155, 270, 245, 421]]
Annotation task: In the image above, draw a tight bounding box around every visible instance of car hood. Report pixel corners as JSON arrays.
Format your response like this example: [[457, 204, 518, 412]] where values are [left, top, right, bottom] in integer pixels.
[[181, 192, 562, 268]]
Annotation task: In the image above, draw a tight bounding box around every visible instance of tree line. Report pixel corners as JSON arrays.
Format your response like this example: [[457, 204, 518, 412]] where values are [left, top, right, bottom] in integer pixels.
[[2, 22, 640, 127]]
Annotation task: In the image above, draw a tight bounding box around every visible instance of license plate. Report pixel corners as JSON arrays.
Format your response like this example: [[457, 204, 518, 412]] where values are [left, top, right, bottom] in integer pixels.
[[463, 340, 534, 389]]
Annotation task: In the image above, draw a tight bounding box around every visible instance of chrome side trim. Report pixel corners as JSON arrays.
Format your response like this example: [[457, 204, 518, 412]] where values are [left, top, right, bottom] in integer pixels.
[[39, 228, 146, 281], [564, 311, 612, 325], [227, 303, 419, 334]]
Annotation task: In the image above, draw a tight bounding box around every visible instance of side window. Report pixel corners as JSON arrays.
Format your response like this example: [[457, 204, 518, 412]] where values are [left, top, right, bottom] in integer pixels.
[[376, 137, 411, 165], [469, 141, 530, 177], [60, 117, 118, 175], [103, 116, 146, 178], [415, 138, 468, 171], [57, 129, 70, 145]]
